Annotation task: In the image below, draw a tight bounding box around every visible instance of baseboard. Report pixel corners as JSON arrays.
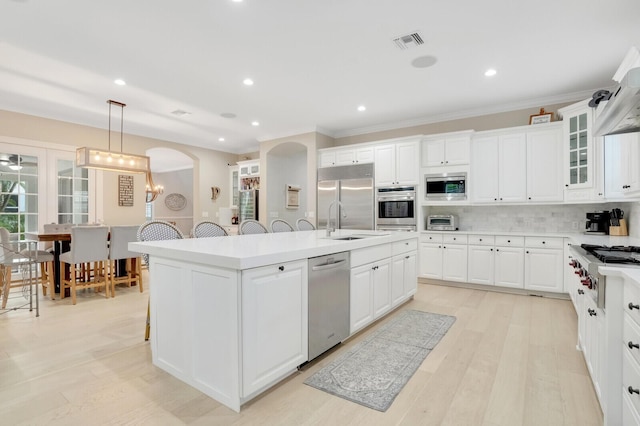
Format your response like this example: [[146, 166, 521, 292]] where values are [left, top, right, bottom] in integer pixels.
[[418, 277, 570, 300]]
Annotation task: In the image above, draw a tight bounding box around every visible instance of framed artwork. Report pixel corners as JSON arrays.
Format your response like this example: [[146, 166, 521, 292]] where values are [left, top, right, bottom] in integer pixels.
[[118, 175, 134, 206], [529, 108, 553, 125]]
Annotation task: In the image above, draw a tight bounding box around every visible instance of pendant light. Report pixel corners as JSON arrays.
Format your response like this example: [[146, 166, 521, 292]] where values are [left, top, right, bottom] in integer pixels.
[[76, 100, 150, 174], [145, 171, 164, 203]]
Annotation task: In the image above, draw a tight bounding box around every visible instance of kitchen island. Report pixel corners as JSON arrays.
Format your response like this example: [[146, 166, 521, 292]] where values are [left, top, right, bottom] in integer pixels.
[[129, 229, 418, 412]]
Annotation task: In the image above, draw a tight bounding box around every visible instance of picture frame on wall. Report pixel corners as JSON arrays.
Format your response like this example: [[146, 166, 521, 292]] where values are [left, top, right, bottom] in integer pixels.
[[529, 108, 553, 125]]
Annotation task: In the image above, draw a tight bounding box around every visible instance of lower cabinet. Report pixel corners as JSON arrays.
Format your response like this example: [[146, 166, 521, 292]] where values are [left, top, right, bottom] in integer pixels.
[[494, 246, 524, 288], [241, 260, 308, 397], [582, 295, 604, 401], [392, 251, 417, 307], [350, 258, 391, 333], [524, 237, 564, 292], [419, 233, 467, 282]]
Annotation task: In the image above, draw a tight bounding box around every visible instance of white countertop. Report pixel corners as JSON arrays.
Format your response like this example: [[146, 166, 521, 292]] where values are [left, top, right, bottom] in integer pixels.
[[130, 229, 417, 270]]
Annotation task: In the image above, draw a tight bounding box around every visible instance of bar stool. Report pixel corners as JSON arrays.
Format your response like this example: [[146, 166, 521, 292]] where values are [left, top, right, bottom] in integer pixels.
[[192, 221, 228, 238], [270, 219, 294, 232], [239, 220, 268, 235], [108, 225, 143, 296], [59, 226, 110, 305], [296, 218, 316, 231]]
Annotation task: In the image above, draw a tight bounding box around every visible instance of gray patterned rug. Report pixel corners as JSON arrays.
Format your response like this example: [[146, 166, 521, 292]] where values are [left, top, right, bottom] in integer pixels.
[[304, 309, 456, 412]]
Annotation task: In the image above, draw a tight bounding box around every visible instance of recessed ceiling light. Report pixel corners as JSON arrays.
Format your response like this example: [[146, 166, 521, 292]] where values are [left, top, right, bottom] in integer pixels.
[[232, 0, 243, 2], [220, 112, 237, 119], [251, 121, 260, 126], [171, 109, 191, 117], [114, 79, 126, 86], [218, 137, 225, 142], [357, 105, 366, 112], [484, 68, 497, 77], [243, 78, 254, 86], [411, 55, 438, 69]]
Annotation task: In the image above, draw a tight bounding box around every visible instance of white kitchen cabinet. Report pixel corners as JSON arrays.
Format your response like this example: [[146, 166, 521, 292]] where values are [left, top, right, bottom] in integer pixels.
[[419, 241, 443, 279], [392, 251, 417, 307], [442, 243, 468, 282], [524, 238, 564, 293], [605, 133, 640, 198], [319, 146, 374, 167], [583, 295, 604, 400], [229, 165, 239, 208], [350, 258, 391, 333], [421, 132, 471, 168], [238, 160, 260, 177], [526, 125, 564, 202], [472, 132, 526, 203], [319, 150, 337, 168], [494, 245, 524, 289], [419, 233, 467, 282], [559, 100, 605, 202], [241, 259, 307, 397], [468, 245, 495, 285], [374, 140, 419, 186]]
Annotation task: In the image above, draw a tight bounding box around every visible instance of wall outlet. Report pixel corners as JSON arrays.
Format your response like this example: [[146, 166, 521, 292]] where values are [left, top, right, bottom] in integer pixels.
[[307, 211, 315, 218], [202, 211, 209, 218], [572, 221, 579, 229], [270, 211, 279, 218]]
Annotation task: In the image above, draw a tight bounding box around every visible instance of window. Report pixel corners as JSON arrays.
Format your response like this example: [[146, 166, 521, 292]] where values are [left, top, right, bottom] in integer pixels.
[[57, 159, 89, 224], [0, 153, 39, 238]]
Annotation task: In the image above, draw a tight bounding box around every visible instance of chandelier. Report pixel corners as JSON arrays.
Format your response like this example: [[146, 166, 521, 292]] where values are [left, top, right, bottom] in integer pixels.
[[76, 100, 150, 174], [145, 171, 164, 203]]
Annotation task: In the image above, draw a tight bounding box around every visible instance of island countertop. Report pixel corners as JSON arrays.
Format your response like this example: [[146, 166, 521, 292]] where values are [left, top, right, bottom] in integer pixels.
[[129, 229, 417, 270]]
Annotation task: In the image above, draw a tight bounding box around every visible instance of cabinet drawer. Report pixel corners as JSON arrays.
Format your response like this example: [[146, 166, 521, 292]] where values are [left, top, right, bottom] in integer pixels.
[[624, 349, 640, 418], [623, 391, 640, 426], [468, 235, 494, 246], [351, 244, 391, 268], [421, 233, 443, 243], [494, 236, 524, 247], [443, 234, 467, 244], [392, 239, 418, 255], [626, 280, 640, 329], [625, 315, 640, 367], [525, 236, 563, 249]]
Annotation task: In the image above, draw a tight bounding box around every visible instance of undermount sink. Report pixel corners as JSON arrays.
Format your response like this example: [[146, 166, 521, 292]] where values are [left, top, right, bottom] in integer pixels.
[[332, 236, 365, 241], [326, 233, 388, 240]]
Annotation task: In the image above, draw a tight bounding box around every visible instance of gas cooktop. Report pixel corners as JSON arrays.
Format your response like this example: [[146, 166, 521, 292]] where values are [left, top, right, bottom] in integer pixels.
[[580, 244, 640, 265]]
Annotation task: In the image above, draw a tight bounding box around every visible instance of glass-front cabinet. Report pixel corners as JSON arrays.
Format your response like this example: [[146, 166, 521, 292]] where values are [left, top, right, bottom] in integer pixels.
[[229, 165, 239, 208], [559, 99, 604, 202]]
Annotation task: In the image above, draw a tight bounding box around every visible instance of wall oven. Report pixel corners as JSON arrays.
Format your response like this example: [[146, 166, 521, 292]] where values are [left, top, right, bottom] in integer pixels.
[[376, 186, 416, 231], [425, 172, 467, 201]]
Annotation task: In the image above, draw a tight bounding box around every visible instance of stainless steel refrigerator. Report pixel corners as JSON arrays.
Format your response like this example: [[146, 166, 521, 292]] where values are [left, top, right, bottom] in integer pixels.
[[317, 163, 374, 230], [239, 189, 259, 222]]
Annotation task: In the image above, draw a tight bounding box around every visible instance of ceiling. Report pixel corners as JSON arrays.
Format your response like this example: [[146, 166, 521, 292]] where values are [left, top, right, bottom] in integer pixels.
[[1, 0, 639, 156]]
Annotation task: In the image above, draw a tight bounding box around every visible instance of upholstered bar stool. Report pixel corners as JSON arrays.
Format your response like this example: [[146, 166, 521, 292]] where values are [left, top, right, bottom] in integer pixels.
[[108, 225, 143, 296], [59, 226, 110, 304]]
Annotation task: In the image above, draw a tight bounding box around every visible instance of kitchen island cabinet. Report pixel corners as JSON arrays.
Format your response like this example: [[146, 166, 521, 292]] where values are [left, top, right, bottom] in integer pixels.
[[130, 230, 418, 413]]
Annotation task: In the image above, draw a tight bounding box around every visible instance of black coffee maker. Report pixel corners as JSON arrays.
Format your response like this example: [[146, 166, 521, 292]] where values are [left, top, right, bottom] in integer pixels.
[[585, 211, 610, 235]]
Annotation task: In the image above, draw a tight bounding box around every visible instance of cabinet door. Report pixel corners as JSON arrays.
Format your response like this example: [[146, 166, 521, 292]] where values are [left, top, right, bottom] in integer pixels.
[[229, 166, 239, 208], [472, 136, 500, 202], [242, 260, 307, 396], [442, 244, 467, 282], [527, 128, 563, 202], [372, 260, 391, 319], [419, 242, 443, 279], [604, 135, 625, 199], [391, 255, 406, 307], [350, 264, 373, 333], [335, 149, 356, 166], [468, 245, 494, 285], [444, 137, 470, 166], [524, 248, 564, 292], [499, 133, 527, 202], [395, 141, 419, 185], [239, 165, 250, 176], [356, 147, 375, 164], [422, 139, 446, 167], [374, 144, 395, 186], [494, 246, 524, 288], [403, 252, 417, 297], [249, 163, 260, 175], [624, 133, 640, 195], [319, 151, 336, 167]]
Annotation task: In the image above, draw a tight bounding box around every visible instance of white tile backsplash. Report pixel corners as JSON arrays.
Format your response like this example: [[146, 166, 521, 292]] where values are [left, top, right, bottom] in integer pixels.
[[425, 203, 634, 235]]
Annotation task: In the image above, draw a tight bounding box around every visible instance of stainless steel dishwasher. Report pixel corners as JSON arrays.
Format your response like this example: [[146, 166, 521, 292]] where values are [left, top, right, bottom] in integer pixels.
[[308, 251, 350, 361]]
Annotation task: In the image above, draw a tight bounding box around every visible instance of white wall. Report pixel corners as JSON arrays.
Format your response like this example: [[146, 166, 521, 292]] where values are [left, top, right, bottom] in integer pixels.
[[152, 168, 194, 235], [266, 150, 307, 226]]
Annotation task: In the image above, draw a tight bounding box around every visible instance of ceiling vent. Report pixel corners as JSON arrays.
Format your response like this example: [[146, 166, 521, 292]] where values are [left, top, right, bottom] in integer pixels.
[[392, 32, 424, 50]]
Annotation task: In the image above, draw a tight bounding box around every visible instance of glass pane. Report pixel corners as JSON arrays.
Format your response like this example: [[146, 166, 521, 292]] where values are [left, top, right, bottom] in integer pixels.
[[569, 134, 577, 150], [58, 196, 73, 213], [0, 194, 19, 213], [57, 214, 73, 224], [579, 113, 587, 131], [570, 117, 577, 133], [569, 151, 577, 167], [21, 194, 38, 213], [579, 149, 588, 166], [579, 131, 588, 148], [74, 214, 88, 224], [579, 166, 588, 183], [77, 166, 88, 179], [73, 195, 88, 213], [570, 168, 577, 184], [19, 155, 38, 175], [20, 174, 38, 194], [73, 178, 88, 193], [24, 214, 38, 233], [0, 174, 20, 186], [58, 177, 73, 196], [58, 159, 74, 177], [0, 214, 20, 233]]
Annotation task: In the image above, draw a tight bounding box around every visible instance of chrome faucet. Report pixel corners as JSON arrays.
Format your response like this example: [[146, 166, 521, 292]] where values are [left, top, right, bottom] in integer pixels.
[[326, 200, 346, 237]]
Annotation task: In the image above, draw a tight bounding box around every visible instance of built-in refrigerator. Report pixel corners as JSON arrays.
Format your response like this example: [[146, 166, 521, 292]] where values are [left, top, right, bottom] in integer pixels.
[[238, 189, 259, 222], [317, 163, 374, 230]]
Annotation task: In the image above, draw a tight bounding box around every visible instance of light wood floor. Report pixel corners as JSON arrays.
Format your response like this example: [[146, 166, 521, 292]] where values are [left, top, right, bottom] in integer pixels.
[[0, 273, 603, 425]]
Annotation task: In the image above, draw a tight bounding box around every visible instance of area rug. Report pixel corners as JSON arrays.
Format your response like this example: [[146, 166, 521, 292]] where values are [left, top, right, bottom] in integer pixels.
[[304, 309, 456, 412]]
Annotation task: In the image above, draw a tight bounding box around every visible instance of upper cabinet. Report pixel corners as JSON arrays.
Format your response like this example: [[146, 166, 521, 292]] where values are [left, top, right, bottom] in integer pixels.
[[471, 123, 563, 204], [229, 165, 239, 208], [604, 132, 640, 199], [421, 131, 472, 169], [374, 139, 419, 186], [238, 160, 260, 177], [319, 146, 374, 168], [558, 99, 604, 202]]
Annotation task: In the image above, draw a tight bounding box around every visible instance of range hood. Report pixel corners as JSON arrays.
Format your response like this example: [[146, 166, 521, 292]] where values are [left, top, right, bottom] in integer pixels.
[[594, 67, 640, 136]]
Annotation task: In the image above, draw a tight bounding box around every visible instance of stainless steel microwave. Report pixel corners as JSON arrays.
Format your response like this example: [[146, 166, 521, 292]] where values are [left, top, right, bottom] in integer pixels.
[[425, 173, 467, 201]]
